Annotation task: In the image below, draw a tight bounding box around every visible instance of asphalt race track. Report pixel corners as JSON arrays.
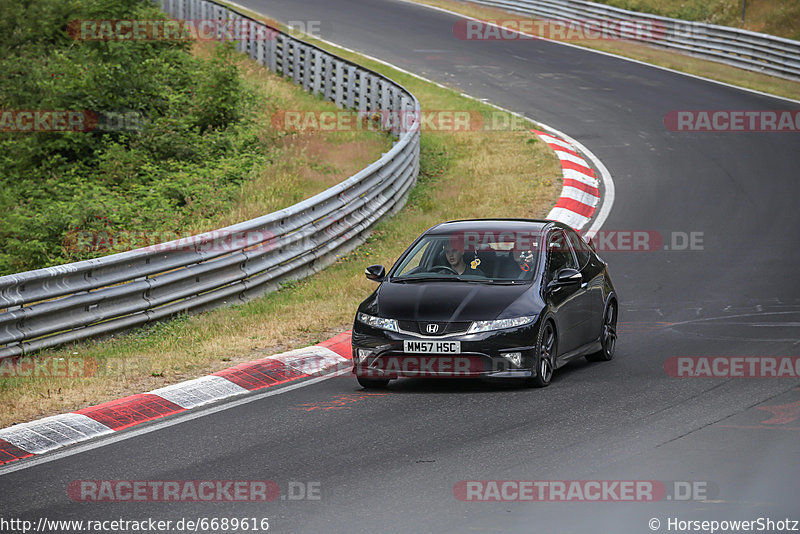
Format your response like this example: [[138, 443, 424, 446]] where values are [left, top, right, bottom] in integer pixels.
[[2, 1, 799, 532]]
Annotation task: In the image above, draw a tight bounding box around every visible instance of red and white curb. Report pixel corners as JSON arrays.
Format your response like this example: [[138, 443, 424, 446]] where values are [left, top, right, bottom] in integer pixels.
[[0, 332, 353, 466], [532, 129, 601, 231], [0, 129, 609, 468]]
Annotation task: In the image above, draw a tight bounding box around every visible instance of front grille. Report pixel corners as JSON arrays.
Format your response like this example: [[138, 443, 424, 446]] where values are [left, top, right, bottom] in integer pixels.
[[397, 321, 472, 336]]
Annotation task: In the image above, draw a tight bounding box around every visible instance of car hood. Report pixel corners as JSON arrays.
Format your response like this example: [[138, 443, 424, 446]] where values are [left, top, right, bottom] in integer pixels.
[[372, 281, 537, 322]]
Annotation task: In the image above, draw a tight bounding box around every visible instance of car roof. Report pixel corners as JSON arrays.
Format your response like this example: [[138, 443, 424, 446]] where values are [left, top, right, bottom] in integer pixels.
[[424, 218, 554, 236]]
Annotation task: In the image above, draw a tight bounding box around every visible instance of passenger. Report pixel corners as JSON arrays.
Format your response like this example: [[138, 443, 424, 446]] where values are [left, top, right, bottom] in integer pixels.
[[496, 247, 535, 279], [513, 249, 535, 272]]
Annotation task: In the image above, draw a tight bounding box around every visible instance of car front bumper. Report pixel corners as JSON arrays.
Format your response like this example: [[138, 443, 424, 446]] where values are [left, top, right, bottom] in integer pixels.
[[351, 321, 540, 379]]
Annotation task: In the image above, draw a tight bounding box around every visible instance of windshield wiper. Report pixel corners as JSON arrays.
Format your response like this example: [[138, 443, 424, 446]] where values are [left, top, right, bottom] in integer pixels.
[[392, 276, 527, 285], [392, 276, 504, 284], [392, 276, 464, 283]]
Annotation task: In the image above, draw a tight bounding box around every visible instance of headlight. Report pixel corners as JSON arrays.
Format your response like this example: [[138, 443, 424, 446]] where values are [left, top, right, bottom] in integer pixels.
[[357, 312, 399, 332], [467, 316, 536, 334]]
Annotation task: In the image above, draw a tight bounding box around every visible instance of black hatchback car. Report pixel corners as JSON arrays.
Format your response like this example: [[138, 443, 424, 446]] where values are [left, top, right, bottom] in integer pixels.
[[351, 219, 618, 388]]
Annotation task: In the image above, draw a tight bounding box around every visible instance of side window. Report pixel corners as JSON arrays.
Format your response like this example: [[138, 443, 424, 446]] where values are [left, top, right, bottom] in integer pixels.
[[396, 239, 441, 277], [425, 238, 449, 270], [566, 228, 591, 268], [545, 230, 578, 281]]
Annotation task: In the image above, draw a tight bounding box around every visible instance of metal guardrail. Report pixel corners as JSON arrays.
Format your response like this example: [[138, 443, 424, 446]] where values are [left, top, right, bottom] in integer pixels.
[[467, 0, 800, 80], [0, 0, 421, 359]]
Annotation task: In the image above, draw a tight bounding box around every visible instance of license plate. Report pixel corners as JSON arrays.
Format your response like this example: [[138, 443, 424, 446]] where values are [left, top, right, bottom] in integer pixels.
[[403, 340, 461, 354]]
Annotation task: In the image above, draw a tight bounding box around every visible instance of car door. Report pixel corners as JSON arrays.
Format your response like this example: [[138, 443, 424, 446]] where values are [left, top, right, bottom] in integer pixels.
[[543, 228, 591, 355], [565, 227, 604, 344]]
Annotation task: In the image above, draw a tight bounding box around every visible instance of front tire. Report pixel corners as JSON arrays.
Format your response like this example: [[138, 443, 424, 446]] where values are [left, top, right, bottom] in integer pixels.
[[587, 301, 617, 362], [527, 320, 555, 388], [357, 376, 390, 388]]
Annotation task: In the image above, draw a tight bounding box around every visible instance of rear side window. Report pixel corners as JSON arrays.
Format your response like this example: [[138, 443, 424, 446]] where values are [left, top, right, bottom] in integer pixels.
[[545, 230, 577, 281], [566, 228, 591, 268]]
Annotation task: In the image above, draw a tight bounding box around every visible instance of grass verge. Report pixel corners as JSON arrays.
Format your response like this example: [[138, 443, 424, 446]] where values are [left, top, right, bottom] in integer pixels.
[[185, 41, 393, 233], [0, 15, 563, 428], [590, 0, 800, 41]]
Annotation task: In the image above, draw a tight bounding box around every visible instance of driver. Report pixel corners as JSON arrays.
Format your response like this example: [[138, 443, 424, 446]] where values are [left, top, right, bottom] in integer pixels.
[[443, 241, 485, 276]]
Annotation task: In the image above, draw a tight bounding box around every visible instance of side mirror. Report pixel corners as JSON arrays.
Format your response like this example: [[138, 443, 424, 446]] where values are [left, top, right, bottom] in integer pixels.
[[586, 237, 596, 251], [549, 268, 581, 289], [365, 264, 386, 282]]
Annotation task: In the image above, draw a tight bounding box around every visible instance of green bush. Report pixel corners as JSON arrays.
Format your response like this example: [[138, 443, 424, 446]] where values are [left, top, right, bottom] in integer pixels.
[[0, 0, 266, 275]]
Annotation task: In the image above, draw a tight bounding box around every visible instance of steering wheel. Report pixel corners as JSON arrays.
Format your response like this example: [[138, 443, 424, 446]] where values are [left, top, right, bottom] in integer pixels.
[[430, 265, 459, 275]]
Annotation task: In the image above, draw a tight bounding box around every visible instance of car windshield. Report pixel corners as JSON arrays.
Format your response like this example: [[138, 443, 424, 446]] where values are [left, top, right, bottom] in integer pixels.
[[391, 230, 541, 282]]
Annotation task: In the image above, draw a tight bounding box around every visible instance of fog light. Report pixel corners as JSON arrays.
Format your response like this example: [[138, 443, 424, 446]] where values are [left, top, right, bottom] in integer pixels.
[[356, 349, 375, 363], [503, 352, 523, 367]]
